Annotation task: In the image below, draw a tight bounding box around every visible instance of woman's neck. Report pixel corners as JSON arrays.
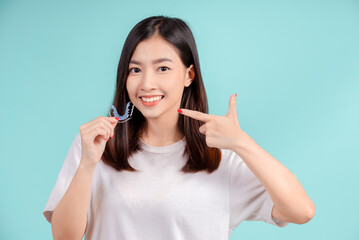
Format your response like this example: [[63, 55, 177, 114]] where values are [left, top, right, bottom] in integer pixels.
[[139, 116, 184, 147]]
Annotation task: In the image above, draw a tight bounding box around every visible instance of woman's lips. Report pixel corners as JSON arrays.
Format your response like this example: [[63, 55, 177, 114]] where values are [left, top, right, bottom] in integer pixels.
[[139, 95, 164, 107]]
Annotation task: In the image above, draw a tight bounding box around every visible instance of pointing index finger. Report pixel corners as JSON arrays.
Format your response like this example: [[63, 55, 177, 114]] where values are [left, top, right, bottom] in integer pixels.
[[178, 109, 212, 122]]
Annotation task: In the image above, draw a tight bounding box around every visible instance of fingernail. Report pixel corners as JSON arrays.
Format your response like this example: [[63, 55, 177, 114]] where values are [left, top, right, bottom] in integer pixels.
[[177, 109, 183, 113], [115, 117, 119, 120], [234, 93, 237, 97]]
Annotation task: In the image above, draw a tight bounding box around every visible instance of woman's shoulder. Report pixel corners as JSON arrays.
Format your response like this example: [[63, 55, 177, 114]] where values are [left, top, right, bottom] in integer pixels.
[[220, 148, 243, 163], [70, 132, 82, 151], [74, 132, 81, 143], [218, 148, 245, 172]]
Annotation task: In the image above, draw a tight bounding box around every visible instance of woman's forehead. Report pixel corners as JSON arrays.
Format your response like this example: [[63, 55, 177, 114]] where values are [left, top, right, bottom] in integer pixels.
[[130, 36, 181, 64]]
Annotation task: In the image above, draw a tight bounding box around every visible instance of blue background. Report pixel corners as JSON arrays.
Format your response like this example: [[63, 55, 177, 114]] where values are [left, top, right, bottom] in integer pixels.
[[1, 0, 358, 239]]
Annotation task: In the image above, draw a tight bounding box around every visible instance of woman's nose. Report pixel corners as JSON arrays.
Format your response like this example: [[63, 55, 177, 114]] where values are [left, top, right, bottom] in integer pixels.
[[140, 70, 157, 90]]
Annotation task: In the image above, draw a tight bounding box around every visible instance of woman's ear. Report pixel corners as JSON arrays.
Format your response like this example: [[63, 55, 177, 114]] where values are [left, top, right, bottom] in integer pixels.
[[184, 64, 195, 87]]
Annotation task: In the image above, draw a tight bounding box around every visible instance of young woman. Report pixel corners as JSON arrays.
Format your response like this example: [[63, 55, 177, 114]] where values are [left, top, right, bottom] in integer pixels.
[[43, 15, 315, 240]]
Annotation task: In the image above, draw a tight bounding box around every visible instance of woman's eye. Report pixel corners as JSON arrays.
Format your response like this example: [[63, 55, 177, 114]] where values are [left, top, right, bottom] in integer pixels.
[[129, 67, 140, 73], [159, 66, 169, 72], [128, 67, 169, 73]]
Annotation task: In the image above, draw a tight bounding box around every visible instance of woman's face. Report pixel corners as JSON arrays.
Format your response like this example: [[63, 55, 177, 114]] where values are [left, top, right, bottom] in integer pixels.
[[126, 34, 194, 121]]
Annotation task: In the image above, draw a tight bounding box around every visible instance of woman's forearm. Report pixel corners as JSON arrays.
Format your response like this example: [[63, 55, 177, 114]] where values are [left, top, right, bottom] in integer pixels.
[[232, 130, 315, 224], [51, 160, 96, 240]]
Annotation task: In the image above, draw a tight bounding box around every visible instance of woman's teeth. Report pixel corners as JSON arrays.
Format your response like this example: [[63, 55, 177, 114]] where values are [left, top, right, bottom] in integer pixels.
[[141, 96, 163, 102]]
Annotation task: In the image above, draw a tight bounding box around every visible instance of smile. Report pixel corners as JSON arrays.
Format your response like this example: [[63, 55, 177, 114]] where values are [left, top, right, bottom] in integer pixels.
[[139, 95, 164, 106]]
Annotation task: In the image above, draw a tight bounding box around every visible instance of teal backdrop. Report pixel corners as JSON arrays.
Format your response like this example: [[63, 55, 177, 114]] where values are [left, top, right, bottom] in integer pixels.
[[1, 0, 358, 239]]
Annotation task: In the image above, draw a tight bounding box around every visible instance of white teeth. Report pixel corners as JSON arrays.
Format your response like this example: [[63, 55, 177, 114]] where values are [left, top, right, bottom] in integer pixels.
[[141, 96, 163, 102]]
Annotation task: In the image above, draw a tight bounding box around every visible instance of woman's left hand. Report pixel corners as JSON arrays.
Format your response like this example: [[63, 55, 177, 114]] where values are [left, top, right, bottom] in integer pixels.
[[178, 93, 244, 150]]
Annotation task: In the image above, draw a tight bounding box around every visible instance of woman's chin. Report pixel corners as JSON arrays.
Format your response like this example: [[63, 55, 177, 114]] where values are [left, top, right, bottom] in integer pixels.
[[139, 110, 162, 120], [140, 109, 177, 122], [143, 114, 160, 120]]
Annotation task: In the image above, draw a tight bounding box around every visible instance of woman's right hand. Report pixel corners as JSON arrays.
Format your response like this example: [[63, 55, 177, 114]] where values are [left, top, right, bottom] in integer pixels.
[[79, 116, 119, 168]]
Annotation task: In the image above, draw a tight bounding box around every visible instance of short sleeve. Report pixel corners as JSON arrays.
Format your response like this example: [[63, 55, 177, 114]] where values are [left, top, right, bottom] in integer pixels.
[[43, 133, 82, 223], [228, 150, 289, 231]]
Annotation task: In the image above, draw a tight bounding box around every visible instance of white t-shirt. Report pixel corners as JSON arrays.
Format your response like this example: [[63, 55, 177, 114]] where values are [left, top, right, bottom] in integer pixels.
[[43, 133, 289, 239]]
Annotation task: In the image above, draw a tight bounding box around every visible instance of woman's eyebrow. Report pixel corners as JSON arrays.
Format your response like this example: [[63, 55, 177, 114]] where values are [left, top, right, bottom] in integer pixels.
[[130, 58, 173, 65]]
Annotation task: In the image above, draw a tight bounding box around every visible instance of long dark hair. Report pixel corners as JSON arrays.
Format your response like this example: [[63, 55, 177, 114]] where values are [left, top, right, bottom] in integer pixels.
[[101, 15, 221, 173]]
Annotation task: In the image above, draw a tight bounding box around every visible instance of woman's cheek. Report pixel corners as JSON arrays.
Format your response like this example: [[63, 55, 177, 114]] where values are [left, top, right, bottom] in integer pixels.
[[126, 79, 135, 98]]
